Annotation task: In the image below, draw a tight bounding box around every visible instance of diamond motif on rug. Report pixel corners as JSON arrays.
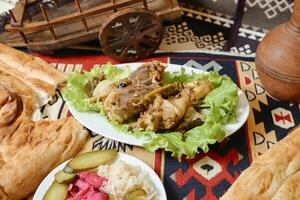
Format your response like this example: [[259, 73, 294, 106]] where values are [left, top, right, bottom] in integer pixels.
[[193, 156, 222, 180]]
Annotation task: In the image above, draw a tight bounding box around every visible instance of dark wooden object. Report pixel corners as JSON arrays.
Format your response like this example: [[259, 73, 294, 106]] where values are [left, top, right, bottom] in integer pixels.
[[255, 0, 300, 103], [100, 8, 164, 62], [1, 0, 181, 62], [223, 0, 246, 51]]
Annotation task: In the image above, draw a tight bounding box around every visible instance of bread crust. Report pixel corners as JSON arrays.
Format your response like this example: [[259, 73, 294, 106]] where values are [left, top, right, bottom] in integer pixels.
[[221, 125, 300, 200], [0, 43, 66, 86], [0, 65, 88, 200], [0, 72, 38, 136], [272, 170, 300, 200], [0, 61, 55, 106], [0, 118, 88, 200]]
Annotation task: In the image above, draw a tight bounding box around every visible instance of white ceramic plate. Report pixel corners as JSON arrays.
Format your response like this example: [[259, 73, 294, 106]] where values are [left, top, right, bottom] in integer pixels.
[[33, 152, 167, 200], [67, 63, 250, 146]]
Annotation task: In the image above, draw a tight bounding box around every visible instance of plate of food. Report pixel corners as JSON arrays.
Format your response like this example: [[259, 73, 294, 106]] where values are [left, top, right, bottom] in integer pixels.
[[64, 61, 249, 158], [33, 150, 166, 200]]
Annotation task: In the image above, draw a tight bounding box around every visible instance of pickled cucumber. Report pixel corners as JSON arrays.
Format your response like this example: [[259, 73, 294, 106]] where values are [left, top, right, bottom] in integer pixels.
[[66, 150, 117, 172], [63, 165, 74, 174], [109, 194, 116, 200], [126, 189, 146, 200], [55, 170, 76, 184], [43, 181, 68, 200]]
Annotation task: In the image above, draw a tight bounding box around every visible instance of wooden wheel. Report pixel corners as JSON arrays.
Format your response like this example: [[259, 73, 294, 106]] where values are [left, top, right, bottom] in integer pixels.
[[99, 8, 164, 62]]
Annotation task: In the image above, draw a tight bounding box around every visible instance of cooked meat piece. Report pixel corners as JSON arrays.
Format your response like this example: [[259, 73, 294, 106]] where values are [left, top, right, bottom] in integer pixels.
[[177, 107, 204, 131], [165, 91, 191, 128], [136, 80, 213, 132], [104, 84, 159, 123], [104, 61, 165, 123], [184, 80, 213, 104], [134, 82, 183, 108], [133, 96, 162, 132], [136, 90, 191, 131], [126, 60, 165, 85]]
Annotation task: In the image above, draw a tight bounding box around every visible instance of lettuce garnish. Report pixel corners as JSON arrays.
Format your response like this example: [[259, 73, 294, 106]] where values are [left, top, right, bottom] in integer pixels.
[[64, 67, 103, 112], [63, 63, 239, 159]]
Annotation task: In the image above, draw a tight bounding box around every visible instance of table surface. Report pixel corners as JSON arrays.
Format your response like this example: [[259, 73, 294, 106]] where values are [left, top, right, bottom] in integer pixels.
[[0, 2, 296, 199], [30, 51, 300, 200]]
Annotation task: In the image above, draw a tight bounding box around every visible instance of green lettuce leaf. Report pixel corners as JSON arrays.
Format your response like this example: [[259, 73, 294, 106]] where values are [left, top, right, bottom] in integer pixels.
[[184, 122, 225, 158], [63, 67, 103, 112], [163, 68, 208, 83], [100, 62, 131, 81], [64, 63, 239, 159], [63, 62, 130, 112], [202, 77, 239, 123], [143, 122, 225, 159], [143, 132, 187, 159]]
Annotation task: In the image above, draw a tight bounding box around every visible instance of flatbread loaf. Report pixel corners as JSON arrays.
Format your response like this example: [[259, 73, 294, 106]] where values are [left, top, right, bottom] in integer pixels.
[[0, 62, 88, 199], [0, 61, 54, 106], [272, 170, 300, 200], [0, 71, 38, 136], [0, 43, 66, 105], [221, 125, 300, 200], [0, 43, 66, 86], [0, 118, 88, 200]]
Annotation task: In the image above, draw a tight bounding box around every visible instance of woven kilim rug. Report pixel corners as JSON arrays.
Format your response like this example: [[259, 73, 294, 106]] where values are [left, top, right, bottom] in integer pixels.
[[179, 0, 292, 30], [0, 0, 279, 55], [31, 51, 300, 200]]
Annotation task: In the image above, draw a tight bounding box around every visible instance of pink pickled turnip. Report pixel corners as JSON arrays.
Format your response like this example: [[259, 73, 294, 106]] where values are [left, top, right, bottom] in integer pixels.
[[66, 171, 108, 200]]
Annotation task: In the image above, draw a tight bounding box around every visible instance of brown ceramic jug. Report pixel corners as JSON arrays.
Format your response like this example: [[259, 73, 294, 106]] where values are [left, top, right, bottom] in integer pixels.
[[255, 0, 300, 103]]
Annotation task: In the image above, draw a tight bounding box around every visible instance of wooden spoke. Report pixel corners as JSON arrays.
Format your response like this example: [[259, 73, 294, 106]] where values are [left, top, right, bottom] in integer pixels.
[[119, 17, 131, 31], [120, 45, 130, 57], [134, 42, 143, 54], [133, 16, 145, 30], [140, 37, 157, 47], [102, 39, 122, 50], [99, 8, 164, 62], [105, 28, 120, 38]]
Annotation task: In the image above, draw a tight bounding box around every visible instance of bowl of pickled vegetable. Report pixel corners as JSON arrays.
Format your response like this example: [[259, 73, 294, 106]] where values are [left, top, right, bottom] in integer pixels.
[[34, 150, 166, 200]]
